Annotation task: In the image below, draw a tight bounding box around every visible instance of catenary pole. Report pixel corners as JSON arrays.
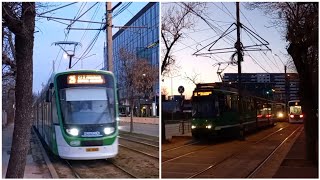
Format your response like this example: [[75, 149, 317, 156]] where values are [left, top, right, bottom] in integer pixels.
[[106, 2, 113, 72], [236, 2, 244, 140]]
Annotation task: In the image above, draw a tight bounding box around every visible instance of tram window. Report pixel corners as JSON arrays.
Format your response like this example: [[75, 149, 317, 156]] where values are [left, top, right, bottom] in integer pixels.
[[60, 88, 116, 124], [226, 95, 232, 110], [231, 95, 238, 111], [52, 92, 59, 124]]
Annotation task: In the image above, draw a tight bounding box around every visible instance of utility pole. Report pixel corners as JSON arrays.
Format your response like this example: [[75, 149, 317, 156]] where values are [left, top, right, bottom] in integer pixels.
[[284, 65, 288, 116], [236, 2, 244, 140], [106, 2, 113, 72]]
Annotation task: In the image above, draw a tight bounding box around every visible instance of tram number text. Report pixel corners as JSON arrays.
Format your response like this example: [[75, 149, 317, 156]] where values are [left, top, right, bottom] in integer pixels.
[[86, 148, 99, 152]]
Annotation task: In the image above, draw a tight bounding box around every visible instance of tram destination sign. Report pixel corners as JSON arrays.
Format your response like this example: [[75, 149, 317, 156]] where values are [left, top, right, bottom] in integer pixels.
[[194, 91, 212, 96], [67, 74, 105, 84]]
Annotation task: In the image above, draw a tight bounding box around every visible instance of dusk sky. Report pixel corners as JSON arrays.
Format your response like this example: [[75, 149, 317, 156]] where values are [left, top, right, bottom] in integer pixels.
[[161, 2, 294, 99], [33, 2, 147, 93], [33, 2, 293, 98]]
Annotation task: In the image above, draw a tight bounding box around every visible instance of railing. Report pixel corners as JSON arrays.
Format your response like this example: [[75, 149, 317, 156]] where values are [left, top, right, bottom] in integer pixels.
[[179, 120, 191, 134]]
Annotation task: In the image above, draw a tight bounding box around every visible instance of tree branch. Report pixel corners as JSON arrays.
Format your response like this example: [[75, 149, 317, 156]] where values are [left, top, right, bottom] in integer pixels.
[[2, 3, 22, 34]]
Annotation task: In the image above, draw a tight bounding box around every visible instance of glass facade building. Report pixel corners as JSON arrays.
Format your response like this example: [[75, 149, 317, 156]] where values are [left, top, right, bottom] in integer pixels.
[[222, 73, 300, 102], [109, 2, 159, 117]]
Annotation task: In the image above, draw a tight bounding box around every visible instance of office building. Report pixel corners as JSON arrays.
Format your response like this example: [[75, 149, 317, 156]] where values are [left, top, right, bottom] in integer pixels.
[[222, 73, 300, 102], [105, 2, 159, 117]]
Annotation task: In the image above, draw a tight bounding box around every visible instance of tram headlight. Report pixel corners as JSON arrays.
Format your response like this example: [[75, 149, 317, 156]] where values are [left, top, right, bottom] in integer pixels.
[[277, 112, 284, 118], [191, 125, 196, 129], [104, 127, 115, 135], [66, 128, 79, 136]]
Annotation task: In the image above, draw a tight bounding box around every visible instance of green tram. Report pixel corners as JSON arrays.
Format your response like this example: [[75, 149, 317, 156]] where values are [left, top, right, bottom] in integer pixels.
[[33, 70, 119, 160], [191, 83, 278, 138]]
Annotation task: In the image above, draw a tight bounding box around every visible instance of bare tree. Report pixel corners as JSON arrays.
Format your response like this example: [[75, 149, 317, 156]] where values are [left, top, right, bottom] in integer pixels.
[[2, 26, 16, 125], [248, 2, 318, 165], [2, 2, 36, 178], [161, 2, 207, 75], [183, 71, 201, 85], [161, 3, 206, 143], [118, 48, 158, 133], [161, 87, 169, 97]]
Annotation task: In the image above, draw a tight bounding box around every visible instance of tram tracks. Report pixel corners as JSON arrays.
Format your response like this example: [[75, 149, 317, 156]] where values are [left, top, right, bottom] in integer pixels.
[[114, 132, 159, 178], [119, 144, 159, 159], [246, 126, 302, 178], [162, 140, 200, 153], [119, 136, 159, 148], [119, 132, 159, 159], [162, 124, 292, 164], [162, 123, 301, 178], [64, 159, 136, 178], [45, 132, 159, 178], [119, 132, 159, 146], [189, 125, 302, 178]]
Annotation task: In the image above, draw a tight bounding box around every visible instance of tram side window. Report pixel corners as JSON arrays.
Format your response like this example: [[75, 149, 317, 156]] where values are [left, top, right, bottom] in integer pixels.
[[219, 94, 232, 114], [231, 95, 238, 111], [52, 92, 59, 124], [245, 98, 254, 113]]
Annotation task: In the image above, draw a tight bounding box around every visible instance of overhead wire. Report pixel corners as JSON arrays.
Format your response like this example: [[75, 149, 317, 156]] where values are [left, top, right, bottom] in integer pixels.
[[176, 2, 235, 49], [79, 3, 102, 44], [67, 2, 99, 29], [246, 53, 269, 73], [39, 2, 78, 16], [71, 23, 103, 68], [220, 2, 236, 20], [240, 7, 281, 73], [113, 2, 132, 18]]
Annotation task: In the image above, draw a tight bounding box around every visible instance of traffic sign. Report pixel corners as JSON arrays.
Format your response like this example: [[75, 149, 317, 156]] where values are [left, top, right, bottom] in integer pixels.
[[178, 86, 184, 94]]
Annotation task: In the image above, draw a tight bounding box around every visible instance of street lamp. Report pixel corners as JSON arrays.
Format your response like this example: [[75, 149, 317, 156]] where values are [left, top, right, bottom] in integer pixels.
[[168, 74, 180, 100]]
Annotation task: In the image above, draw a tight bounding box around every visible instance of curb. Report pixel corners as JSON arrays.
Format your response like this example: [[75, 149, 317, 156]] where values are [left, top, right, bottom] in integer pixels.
[[32, 128, 59, 178]]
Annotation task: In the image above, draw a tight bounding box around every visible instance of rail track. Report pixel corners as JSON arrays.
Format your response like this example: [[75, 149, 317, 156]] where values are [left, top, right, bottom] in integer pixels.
[[64, 159, 137, 178], [119, 136, 159, 148], [119, 144, 159, 159], [188, 125, 302, 178], [119, 132, 159, 146], [162, 124, 292, 164], [162, 123, 301, 178]]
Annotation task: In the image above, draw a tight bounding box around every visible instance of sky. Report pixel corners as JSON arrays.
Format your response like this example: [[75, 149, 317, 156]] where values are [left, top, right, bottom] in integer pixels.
[[33, 2, 147, 93], [161, 2, 293, 99]]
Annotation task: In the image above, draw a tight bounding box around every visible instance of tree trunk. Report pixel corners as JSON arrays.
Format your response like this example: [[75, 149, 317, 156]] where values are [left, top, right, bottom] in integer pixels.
[[130, 100, 134, 133], [288, 43, 318, 165], [161, 116, 167, 143], [300, 63, 318, 165], [5, 3, 35, 178]]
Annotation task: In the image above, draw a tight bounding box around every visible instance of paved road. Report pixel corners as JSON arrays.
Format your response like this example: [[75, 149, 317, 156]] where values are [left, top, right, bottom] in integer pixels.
[[119, 121, 159, 137]]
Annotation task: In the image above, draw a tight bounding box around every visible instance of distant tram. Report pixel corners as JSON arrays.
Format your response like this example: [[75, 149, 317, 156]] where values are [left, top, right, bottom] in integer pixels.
[[274, 103, 286, 121], [288, 100, 303, 123], [191, 83, 279, 138], [33, 70, 119, 160]]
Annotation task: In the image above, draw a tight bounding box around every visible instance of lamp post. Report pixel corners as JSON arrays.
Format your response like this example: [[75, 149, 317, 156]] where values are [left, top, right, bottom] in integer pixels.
[[266, 91, 270, 124], [273, 54, 289, 116], [166, 73, 180, 100]]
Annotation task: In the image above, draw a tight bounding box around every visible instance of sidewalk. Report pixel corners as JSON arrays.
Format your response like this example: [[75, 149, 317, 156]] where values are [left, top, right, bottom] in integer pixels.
[[273, 127, 318, 178], [2, 123, 53, 178], [119, 116, 159, 124]]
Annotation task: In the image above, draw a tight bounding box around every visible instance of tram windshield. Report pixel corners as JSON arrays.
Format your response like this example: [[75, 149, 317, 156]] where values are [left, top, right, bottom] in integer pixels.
[[289, 106, 302, 115], [192, 99, 218, 118], [60, 87, 115, 124], [258, 107, 271, 116]]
